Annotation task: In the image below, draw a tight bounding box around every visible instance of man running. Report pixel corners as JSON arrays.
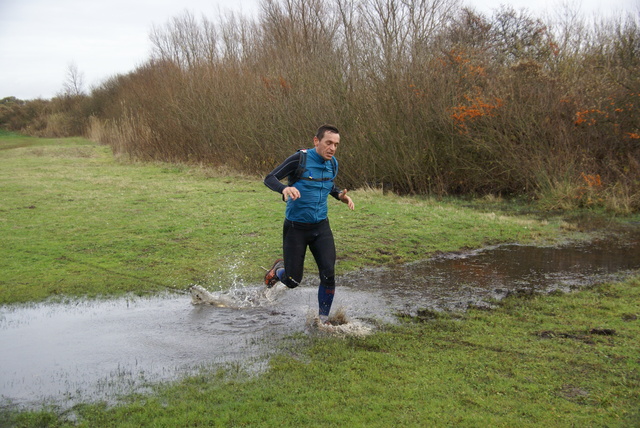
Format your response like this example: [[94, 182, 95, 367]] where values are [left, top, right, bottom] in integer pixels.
[[263, 124, 354, 324]]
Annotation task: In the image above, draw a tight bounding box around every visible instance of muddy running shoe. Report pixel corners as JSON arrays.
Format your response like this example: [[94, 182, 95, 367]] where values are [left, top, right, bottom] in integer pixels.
[[264, 258, 284, 288]]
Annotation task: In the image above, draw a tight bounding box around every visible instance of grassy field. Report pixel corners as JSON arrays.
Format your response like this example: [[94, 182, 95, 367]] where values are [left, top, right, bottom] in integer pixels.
[[2, 133, 639, 426], [0, 132, 592, 305]]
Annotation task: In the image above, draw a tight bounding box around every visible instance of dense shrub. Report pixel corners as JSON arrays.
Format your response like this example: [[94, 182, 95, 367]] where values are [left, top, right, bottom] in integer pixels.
[[0, 95, 91, 137], [6, 0, 640, 211]]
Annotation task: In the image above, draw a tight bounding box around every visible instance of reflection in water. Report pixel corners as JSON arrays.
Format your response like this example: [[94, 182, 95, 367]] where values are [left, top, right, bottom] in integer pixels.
[[1, 234, 639, 409], [343, 235, 640, 313]]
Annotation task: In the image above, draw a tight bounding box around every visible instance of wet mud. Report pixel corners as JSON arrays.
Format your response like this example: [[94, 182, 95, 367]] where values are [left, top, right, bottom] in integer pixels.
[[1, 233, 639, 410]]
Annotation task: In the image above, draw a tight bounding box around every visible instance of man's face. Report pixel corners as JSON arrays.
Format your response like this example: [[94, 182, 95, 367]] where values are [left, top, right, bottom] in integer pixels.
[[314, 131, 340, 161]]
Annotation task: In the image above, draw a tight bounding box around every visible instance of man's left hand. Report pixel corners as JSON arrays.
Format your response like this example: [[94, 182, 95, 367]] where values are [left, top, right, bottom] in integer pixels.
[[339, 189, 355, 210]]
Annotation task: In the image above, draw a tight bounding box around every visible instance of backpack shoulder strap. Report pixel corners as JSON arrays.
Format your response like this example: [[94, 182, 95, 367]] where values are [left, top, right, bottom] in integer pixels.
[[287, 149, 307, 186], [288, 149, 337, 185]]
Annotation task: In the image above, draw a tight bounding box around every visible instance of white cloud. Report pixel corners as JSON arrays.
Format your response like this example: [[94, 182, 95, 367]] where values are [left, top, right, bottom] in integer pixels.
[[0, 0, 259, 99]]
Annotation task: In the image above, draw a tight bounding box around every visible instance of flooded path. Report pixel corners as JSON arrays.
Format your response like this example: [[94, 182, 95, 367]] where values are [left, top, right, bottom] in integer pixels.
[[0, 285, 388, 410], [2, 233, 639, 410], [342, 234, 640, 313]]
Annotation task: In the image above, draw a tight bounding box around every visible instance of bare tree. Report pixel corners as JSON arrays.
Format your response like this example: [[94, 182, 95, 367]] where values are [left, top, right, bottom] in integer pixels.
[[62, 61, 85, 96]]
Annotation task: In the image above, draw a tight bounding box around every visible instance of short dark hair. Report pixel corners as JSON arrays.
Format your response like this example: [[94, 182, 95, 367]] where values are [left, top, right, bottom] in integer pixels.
[[316, 124, 339, 141]]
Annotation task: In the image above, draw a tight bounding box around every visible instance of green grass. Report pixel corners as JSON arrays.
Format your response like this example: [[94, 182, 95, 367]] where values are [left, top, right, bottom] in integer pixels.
[[7, 278, 639, 427], [0, 135, 591, 305], [2, 134, 639, 427]]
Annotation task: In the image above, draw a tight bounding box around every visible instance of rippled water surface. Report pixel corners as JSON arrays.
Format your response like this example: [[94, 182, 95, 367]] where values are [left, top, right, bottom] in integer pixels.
[[2, 232, 639, 410]]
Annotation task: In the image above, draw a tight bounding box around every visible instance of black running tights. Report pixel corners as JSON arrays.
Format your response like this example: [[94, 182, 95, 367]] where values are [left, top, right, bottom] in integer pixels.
[[280, 218, 336, 289]]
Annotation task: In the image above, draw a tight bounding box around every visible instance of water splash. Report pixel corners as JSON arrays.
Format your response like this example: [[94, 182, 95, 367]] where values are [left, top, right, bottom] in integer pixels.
[[190, 285, 375, 337], [189, 283, 286, 308], [305, 307, 375, 337]]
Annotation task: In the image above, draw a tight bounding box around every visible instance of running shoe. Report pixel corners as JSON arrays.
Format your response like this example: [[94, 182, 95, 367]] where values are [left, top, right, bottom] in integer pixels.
[[264, 258, 284, 288]]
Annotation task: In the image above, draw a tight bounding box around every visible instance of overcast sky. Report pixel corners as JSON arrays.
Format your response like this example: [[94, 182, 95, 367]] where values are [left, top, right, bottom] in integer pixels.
[[0, 0, 637, 100]]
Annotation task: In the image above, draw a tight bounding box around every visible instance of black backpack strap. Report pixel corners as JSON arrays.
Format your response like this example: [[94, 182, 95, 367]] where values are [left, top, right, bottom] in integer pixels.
[[287, 149, 338, 185], [287, 149, 307, 186]]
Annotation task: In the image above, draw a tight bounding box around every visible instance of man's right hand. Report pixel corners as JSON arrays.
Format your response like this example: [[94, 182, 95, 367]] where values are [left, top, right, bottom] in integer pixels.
[[282, 186, 301, 201]]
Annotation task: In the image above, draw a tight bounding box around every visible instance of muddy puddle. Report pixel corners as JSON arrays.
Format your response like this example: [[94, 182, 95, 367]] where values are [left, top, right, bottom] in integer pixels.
[[2, 233, 639, 410], [341, 233, 640, 314]]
